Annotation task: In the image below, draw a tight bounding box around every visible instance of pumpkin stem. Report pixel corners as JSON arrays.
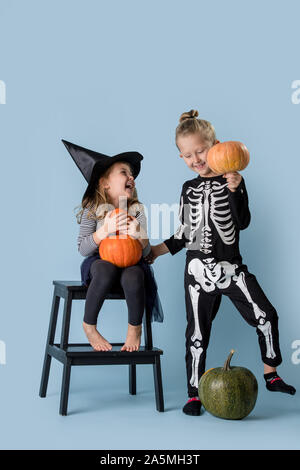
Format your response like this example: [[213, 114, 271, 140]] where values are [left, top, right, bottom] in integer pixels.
[[223, 349, 235, 371]]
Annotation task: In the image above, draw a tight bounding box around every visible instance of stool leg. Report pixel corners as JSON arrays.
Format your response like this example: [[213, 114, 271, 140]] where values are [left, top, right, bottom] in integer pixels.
[[153, 356, 164, 412], [143, 303, 153, 350], [129, 364, 136, 395], [60, 292, 73, 349], [39, 289, 60, 398], [59, 359, 72, 416]]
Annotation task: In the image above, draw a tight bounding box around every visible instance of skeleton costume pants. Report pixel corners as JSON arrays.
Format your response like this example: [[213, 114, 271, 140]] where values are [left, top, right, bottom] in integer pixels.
[[185, 255, 282, 397]]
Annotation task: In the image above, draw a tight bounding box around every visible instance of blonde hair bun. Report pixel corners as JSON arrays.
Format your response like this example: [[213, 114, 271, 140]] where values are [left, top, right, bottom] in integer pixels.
[[179, 109, 199, 123]]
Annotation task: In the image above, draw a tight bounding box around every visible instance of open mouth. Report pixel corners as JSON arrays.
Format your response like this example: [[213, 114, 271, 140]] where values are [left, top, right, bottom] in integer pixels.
[[125, 182, 134, 190], [194, 162, 206, 170]]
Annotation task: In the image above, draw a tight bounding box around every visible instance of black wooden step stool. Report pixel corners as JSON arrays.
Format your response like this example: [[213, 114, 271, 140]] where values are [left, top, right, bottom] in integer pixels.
[[39, 280, 164, 415]]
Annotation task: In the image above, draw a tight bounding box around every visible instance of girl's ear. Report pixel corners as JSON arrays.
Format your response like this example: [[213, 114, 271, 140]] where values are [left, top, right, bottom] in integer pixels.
[[100, 176, 109, 189]]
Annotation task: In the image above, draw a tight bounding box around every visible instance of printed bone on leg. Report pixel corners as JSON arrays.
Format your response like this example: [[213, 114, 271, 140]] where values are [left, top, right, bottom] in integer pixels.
[[189, 284, 203, 343], [234, 272, 267, 321], [258, 321, 276, 359], [190, 344, 203, 388]]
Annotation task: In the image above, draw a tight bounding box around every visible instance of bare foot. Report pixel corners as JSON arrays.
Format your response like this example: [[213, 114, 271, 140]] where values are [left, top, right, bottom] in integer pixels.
[[121, 324, 142, 352], [82, 322, 112, 351]]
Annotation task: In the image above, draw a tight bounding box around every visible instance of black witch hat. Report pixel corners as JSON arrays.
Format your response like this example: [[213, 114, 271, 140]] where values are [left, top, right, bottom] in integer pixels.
[[62, 139, 143, 200]]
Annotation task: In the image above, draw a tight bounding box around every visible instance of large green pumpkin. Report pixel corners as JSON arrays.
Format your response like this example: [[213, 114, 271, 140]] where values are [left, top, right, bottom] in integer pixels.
[[198, 350, 258, 420]]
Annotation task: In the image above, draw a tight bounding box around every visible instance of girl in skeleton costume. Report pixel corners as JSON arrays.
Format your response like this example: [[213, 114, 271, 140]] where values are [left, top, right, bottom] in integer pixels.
[[147, 110, 296, 416]]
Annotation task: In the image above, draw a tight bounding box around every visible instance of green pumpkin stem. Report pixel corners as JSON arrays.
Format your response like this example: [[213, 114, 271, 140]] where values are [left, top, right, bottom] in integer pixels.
[[223, 349, 235, 371]]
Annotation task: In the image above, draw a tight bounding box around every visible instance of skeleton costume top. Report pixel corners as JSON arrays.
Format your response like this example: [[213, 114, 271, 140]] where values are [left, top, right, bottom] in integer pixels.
[[164, 174, 250, 261], [163, 173, 282, 400]]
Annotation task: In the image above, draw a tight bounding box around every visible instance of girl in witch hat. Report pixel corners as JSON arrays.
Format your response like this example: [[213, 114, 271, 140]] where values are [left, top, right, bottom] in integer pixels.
[[62, 140, 163, 352]]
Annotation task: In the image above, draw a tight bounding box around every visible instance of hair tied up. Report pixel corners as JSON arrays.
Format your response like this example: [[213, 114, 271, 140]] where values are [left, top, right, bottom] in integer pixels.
[[179, 109, 199, 123]]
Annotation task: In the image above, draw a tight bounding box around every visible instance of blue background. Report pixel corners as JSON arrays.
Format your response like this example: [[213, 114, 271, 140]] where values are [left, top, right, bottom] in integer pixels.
[[0, 0, 299, 450]]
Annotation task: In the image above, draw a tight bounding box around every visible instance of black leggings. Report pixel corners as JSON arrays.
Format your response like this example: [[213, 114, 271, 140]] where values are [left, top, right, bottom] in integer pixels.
[[83, 259, 145, 326]]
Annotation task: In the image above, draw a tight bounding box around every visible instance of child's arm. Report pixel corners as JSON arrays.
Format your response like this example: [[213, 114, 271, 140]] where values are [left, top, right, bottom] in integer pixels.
[[151, 242, 170, 261], [163, 183, 189, 255], [225, 174, 251, 230], [78, 207, 128, 256], [146, 184, 188, 263], [77, 208, 99, 256]]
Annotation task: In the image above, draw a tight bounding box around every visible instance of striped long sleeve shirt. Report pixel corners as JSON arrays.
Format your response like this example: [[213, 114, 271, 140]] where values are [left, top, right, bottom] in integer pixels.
[[77, 203, 151, 258]]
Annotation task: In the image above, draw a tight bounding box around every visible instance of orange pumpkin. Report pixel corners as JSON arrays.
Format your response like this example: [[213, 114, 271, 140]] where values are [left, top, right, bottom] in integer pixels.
[[207, 141, 250, 175], [99, 208, 142, 268]]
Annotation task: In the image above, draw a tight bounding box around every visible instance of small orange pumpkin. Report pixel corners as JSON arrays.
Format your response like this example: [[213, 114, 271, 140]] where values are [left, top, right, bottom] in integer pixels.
[[207, 141, 250, 175], [99, 208, 142, 268]]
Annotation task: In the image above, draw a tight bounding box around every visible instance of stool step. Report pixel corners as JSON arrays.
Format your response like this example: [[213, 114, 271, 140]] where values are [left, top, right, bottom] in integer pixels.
[[49, 343, 163, 367], [52, 343, 163, 357]]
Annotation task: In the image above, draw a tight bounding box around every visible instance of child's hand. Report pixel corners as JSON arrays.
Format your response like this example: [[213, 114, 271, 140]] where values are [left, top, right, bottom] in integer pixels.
[[223, 171, 242, 192], [118, 215, 141, 239], [102, 210, 129, 236], [144, 248, 155, 264]]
